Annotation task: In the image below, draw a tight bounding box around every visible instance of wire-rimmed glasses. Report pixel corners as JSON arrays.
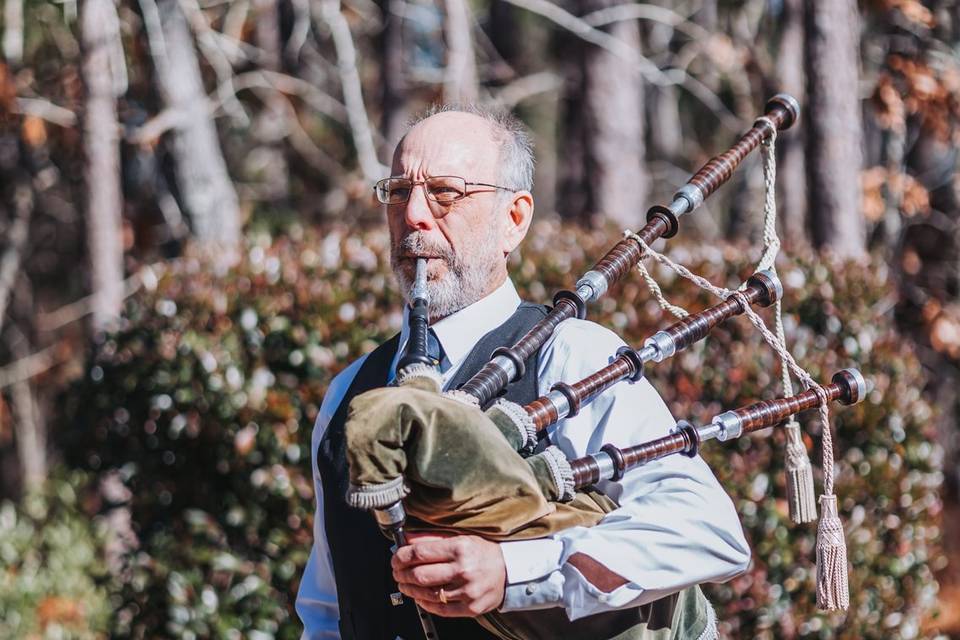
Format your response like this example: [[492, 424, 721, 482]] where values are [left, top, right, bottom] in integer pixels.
[[373, 176, 515, 206]]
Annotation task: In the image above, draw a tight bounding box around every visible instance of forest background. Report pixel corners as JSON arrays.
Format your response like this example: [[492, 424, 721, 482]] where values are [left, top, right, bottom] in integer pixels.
[[0, 0, 958, 638]]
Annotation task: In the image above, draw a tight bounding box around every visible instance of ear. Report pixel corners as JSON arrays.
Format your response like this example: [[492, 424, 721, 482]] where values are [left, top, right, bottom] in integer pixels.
[[501, 191, 534, 255]]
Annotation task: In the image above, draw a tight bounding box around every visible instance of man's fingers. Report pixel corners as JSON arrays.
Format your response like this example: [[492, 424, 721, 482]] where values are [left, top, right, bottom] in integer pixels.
[[393, 561, 459, 587], [406, 532, 451, 543], [416, 598, 472, 618], [396, 581, 464, 604], [393, 538, 459, 568]]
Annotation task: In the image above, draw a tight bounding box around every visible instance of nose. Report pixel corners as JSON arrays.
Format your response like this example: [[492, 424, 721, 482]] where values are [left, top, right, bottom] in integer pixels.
[[399, 184, 436, 231]]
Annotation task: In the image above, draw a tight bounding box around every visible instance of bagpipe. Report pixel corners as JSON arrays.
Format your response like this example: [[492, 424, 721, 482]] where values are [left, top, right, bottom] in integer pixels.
[[344, 95, 865, 639]]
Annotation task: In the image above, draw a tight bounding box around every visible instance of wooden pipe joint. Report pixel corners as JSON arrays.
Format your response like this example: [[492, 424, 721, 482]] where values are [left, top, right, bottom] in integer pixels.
[[553, 289, 587, 320], [600, 443, 626, 482], [646, 205, 679, 238], [831, 368, 867, 405], [671, 420, 701, 458], [491, 346, 526, 384], [764, 93, 800, 130], [615, 346, 646, 382], [745, 269, 783, 308], [550, 381, 582, 418]]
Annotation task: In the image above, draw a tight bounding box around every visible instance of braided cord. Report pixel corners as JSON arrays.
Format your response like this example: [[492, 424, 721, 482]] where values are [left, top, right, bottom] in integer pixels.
[[626, 122, 837, 495]]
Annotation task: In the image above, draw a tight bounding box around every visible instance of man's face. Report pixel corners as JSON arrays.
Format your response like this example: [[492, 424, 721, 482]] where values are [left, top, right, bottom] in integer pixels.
[[388, 112, 509, 320]]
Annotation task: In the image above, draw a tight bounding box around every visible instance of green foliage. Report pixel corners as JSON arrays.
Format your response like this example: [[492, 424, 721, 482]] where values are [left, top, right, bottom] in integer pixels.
[[0, 471, 112, 640], [55, 222, 941, 639]]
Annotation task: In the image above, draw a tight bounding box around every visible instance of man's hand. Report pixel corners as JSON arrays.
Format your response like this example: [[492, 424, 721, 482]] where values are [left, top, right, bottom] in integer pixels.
[[392, 533, 506, 617]]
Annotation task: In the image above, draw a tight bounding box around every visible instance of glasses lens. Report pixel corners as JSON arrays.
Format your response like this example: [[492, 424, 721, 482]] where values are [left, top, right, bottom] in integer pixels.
[[425, 177, 466, 204], [376, 178, 411, 204]]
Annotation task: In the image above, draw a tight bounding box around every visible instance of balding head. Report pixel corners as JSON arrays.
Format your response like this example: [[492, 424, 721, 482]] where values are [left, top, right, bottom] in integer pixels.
[[392, 112, 502, 190], [395, 105, 534, 194]]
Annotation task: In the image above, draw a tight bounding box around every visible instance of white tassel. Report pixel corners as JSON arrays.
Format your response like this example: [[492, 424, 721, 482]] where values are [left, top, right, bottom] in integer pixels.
[[393, 363, 442, 393], [815, 494, 850, 610], [443, 389, 480, 408], [346, 476, 409, 510], [784, 422, 817, 524]]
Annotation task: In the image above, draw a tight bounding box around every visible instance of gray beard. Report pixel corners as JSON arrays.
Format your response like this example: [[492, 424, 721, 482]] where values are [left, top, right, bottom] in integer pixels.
[[392, 231, 501, 321]]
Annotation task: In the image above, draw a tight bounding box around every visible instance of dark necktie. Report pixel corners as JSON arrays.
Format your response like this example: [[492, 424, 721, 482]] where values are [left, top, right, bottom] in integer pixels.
[[427, 328, 449, 374]]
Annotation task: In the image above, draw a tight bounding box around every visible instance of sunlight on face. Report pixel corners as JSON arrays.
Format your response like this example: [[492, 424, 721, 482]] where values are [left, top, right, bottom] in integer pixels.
[[388, 112, 509, 320]]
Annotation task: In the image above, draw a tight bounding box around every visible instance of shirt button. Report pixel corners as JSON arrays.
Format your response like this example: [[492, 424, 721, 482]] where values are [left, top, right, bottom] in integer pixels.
[[525, 584, 538, 595], [598, 593, 610, 603]]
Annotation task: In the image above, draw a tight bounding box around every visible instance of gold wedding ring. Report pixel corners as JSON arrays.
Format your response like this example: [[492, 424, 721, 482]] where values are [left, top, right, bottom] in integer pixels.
[[438, 587, 449, 604]]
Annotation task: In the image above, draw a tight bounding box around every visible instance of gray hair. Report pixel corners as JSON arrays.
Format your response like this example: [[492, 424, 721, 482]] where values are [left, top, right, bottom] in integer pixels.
[[407, 103, 535, 193]]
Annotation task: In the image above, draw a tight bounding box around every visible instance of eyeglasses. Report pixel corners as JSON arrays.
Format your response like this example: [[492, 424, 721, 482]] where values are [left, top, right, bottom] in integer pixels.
[[373, 176, 515, 206]]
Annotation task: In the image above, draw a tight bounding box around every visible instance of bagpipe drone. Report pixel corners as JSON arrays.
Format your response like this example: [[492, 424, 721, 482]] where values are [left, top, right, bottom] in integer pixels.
[[346, 95, 865, 640]]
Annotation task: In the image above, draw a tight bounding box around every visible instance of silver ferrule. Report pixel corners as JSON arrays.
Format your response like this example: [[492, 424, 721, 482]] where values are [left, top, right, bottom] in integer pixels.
[[643, 331, 676, 363], [589, 451, 616, 480], [411, 258, 429, 303], [842, 367, 869, 401], [576, 270, 608, 302], [637, 343, 658, 363], [545, 389, 571, 420], [696, 421, 721, 442], [711, 411, 743, 442], [491, 354, 517, 381], [673, 184, 704, 215], [757, 267, 783, 303], [374, 502, 407, 528]]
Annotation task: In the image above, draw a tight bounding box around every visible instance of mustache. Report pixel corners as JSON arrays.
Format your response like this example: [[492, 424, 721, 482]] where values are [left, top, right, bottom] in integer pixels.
[[393, 233, 455, 260]]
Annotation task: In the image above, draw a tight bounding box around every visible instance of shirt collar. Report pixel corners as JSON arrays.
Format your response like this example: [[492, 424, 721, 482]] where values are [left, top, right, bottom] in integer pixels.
[[397, 278, 522, 370]]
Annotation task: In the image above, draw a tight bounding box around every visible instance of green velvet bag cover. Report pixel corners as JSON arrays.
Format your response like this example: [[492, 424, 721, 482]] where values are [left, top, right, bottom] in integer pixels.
[[343, 385, 716, 640]]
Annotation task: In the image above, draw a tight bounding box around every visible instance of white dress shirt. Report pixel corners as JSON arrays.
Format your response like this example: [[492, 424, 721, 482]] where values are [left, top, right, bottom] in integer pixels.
[[296, 278, 750, 638]]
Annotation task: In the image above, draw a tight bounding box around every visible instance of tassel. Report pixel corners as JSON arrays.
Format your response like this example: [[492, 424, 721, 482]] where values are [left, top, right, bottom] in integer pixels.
[[394, 363, 442, 393], [784, 422, 817, 524], [815, 494, 850, 610], [346, 475, 409, 510]]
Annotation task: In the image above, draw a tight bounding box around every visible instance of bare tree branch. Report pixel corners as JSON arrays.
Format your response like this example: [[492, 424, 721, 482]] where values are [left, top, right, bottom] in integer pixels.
[[286, 0, 312, 62], [0, 185, 32, 335], [36, 267, 151, 334], [0, 343, 60, 390], [125, 69, 349, 144], [2, 0, 24, 66], [491, 71, 563, 109], [177, 0, 250, 125], [12, 97, 79, 127], [580, 3, 710, 41], [6, 324, 47, 491], [443, 0, 479, 103], [501, 0, 743, 132], [316, 0, 387, 182]]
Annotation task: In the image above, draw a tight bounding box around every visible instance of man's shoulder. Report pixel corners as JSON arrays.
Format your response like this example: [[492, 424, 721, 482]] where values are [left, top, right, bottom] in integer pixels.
[[549, 317, 627, 351], [538, 317, 628, 379]]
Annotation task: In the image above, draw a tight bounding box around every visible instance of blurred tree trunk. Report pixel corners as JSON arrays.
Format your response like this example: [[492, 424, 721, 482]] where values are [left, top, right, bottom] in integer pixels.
[[804, 0, 866, 258], [558, 0, 647, 227], [252, 0, 290, 202], [777, 0, 807, 246], [151, 0, 242, 254], [378, 0, 408, 155], [2, 0, 24, 67], [443, 0, 479, 104], [644, 21, 681, 162], [8, 325, 46, 492], [80, 0, 125, 332]]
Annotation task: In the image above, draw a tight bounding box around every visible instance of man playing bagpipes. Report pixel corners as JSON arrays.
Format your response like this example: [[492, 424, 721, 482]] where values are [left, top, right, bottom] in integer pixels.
[[296, 105, 755, 640]]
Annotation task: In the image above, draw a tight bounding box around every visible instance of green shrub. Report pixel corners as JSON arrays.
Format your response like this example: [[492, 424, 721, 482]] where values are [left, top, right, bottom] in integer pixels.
[[59, 221, 942, 639], [0, 471, 112, 639]]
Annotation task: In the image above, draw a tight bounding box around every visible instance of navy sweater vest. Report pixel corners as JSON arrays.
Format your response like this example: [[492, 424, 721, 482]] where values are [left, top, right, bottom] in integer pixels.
[[317, 303, 548, 639]]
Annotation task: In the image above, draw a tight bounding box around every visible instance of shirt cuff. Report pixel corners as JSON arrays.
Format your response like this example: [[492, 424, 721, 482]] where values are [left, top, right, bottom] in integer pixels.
[[499, 571, 565, 611], [500, 538, 564, 584]]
